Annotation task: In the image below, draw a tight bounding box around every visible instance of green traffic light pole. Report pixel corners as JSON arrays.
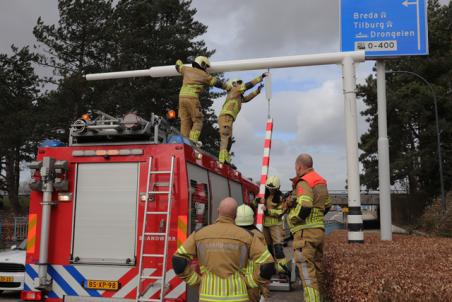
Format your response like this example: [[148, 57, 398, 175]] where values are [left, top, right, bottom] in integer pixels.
[[386, 70, 446, 213]]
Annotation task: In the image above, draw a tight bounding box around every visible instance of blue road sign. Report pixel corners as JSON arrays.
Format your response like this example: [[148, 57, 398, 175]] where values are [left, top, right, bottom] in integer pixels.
[[340, 0, 428, 58]]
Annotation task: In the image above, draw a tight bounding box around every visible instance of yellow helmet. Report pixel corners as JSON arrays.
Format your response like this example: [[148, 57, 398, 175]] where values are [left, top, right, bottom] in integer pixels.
[[235, 204, 255, 226], [266, 175, 280, 189], [194, 56, 210, 69], [226, 78, 243, 90]]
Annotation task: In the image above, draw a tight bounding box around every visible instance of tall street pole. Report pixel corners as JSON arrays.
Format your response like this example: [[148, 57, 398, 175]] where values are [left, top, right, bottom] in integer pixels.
[[376, 61, 393, 241]]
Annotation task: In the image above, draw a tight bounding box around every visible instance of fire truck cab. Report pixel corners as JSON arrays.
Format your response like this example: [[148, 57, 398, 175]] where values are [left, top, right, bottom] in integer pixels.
[[23, 111, 258, 302]]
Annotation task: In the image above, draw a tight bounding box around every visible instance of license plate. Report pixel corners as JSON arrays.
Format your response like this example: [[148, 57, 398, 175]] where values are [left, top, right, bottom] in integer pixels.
[[0, 276, 14, 282], [84, 280, 119, 291]]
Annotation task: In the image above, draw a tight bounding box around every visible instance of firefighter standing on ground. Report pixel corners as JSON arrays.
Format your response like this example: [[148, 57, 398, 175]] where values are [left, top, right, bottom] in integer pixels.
[[252, 176, 288, 274], [218, 73, 267, 163], [172, 197, 275, 302], [235, 204, 271, 302], [175, 56, 227, 143], [286, 154, 331, 302]]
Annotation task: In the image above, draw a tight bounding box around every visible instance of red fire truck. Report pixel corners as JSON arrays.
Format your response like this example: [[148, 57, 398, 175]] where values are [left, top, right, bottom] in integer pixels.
[[22, 111, 258, 302]]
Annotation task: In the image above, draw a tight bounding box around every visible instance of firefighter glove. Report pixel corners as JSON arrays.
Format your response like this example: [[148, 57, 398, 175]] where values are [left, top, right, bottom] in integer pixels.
[[299, 207, 312, 220], [172, 255, 189, 274], [324, 206, 331, 215]]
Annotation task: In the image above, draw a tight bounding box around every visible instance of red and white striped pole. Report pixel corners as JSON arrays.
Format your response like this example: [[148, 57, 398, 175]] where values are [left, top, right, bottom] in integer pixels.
[[256, 118, 273, 231], [256, 71, 273, 231]]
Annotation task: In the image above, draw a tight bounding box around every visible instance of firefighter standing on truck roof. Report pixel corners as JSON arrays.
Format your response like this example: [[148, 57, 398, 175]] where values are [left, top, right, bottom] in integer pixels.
[[235, 204, 272, 302], [252, 176, 289, 274], [172, 197, 275, 302], [175, 56, 227, 143], [218, 73, 267, 164], [286, 154, 332, 302]]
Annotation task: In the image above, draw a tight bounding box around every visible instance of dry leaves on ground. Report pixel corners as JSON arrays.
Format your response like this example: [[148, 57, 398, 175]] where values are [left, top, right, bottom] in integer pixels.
[[323, 230, 452, 302]]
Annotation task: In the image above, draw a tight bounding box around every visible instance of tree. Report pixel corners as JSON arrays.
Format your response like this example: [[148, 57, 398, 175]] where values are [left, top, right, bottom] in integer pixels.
[[34, 0, 222, 153], [358, 0, 452, 197], [0, 46, 41, 213], [33, 0, 116, 140]]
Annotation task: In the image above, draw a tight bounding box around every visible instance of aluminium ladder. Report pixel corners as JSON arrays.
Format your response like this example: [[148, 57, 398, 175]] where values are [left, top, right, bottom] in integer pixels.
[[136, 155, 176, 302]]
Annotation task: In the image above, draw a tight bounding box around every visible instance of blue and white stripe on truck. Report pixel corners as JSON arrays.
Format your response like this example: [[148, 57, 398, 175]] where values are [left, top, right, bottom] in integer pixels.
[[25, 264, 185, 299]]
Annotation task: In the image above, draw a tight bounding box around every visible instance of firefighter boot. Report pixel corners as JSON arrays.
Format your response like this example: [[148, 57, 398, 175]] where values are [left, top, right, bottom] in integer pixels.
[[189, 129, 201, 142], [219, 149, 230, 164]]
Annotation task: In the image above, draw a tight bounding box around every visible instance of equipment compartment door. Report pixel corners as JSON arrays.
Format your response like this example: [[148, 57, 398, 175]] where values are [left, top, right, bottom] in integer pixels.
[[72, 162, 139, 264]]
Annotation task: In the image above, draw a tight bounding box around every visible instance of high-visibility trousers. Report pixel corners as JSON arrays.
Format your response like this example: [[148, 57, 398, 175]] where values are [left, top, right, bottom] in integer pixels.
[[293, 228, 325, 302], [179, 96, 203, 140], [219, 114, 234, 151], [263, 224, 284, 246]]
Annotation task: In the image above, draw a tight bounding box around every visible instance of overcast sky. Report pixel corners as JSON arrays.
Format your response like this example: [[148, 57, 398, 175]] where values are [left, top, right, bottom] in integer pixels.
[[1, 0, 447, 190]]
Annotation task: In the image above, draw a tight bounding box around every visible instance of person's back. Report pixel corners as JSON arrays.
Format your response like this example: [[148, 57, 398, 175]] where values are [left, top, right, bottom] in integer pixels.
[[194, 216, 256, 278], [179, 65, 217, 98], [173, 198, 274, 302]]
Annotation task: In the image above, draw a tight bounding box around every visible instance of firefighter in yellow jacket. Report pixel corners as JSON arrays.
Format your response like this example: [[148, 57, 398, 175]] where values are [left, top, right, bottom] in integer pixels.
[[218, 73, 267, 163], [286, 154, 332, 302], [252, 176, 288, 274], [172, 197, 275, 302], [235, 204, 271, 302], [175, 56, 227, 143]]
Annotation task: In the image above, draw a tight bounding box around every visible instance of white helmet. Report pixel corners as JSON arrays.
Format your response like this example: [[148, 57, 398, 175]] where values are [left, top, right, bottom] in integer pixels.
[[266, 175, 281, 189], [235, 204, 255, 226], [194, 56, 210, 69]]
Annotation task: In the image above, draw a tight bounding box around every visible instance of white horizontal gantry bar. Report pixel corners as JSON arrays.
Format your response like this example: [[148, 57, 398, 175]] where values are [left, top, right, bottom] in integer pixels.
[[85, 51, 365, 81]]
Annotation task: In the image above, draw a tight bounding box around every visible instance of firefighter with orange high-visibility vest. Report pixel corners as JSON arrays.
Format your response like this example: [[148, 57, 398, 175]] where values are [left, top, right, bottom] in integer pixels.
[[218, 73, 267, 163], [286, 154, 332, 302], [172, 197, 275, 302], [251, 176, 289, 275], [235, 204, 271, 302], [175, 56, 227, 143]]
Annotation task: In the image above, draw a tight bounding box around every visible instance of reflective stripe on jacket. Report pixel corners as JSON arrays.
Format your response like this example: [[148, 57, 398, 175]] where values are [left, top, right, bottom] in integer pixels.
[[220, 76, 262, 120], [263, 192, 285, 227], [173, 216, 273, 302], [288, 169, 330, 233], [243, 228, 269, 289], [176, 59, 219, 98]]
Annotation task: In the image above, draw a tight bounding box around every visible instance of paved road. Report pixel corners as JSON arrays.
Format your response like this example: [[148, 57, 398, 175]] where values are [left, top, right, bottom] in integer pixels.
[[268, 284, 303, 302]]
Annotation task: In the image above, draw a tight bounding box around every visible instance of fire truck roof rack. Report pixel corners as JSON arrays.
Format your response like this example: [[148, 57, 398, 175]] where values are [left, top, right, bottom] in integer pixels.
[[69, 110, 173, 146]]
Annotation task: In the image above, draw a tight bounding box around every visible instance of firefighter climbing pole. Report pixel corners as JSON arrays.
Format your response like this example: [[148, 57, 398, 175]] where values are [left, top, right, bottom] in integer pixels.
[[256, 70, 273, 232]]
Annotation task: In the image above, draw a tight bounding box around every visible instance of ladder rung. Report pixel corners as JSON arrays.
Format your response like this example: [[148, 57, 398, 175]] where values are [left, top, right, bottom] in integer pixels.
[[149, 191, 170, 194], [140, 276, 162, 280], [150, 170, 171, 174], [142, 254, 165, 257], [146, 211, 168, 215], [143, 232, 166, 236], [154, 182, 169, 186]]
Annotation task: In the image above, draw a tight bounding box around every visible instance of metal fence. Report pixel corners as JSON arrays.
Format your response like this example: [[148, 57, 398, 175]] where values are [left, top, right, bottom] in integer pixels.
[[0, 216, 28, 242]]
